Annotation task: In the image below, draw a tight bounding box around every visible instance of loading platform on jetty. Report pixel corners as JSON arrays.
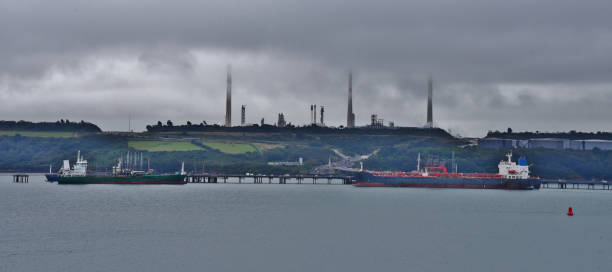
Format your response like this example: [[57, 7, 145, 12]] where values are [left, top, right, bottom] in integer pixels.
[[12, 174, 29, 183], [186, 173, 355, 185], [541, 179, 611, 190]]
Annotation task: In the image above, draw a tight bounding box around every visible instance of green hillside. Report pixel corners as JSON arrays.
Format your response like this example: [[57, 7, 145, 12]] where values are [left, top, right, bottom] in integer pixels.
[[1, 128, 612, 179], [201, 141, 259, 154], [0, 131, 77, 138], [129, 140, 203, 152]]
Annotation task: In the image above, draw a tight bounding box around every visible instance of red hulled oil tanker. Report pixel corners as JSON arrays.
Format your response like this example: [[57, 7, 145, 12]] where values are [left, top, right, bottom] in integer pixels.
[[354, 153, 540, 190]]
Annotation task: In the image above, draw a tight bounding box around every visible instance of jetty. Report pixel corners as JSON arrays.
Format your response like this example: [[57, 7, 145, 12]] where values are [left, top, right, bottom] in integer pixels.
[[186, 173, 354, 185], [186, 174, 611, 189], [13, 174, 29, 183], [541, 179, 611, 190]]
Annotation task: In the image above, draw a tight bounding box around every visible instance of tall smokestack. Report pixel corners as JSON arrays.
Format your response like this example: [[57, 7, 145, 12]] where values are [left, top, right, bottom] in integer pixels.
[[241, 105, 246, 126], [347, 71, 355, 128], [314, 104, 317, 125], [320, 106, 324, 125], [426, 77, 433, 128], [225, 66, 232, 127], [310, 105, 314, 124]]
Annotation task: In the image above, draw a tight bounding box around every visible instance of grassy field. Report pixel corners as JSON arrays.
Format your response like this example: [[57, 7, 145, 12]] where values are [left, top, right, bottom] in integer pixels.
[[253, 142, 285, 151], [202, 141, 258, 154], [0, 130, 76, 138], [128, 140, 204, 152]]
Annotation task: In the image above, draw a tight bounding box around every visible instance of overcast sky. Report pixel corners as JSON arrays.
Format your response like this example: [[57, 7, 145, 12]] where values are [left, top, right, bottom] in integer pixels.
[[1, 0, 611, 137]]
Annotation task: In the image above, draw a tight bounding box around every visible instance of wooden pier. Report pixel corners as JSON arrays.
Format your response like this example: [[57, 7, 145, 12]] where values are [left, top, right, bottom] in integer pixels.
[[13, 174, 29, 183], [541, 180, 611, 190], [186, 173, 354, 185]]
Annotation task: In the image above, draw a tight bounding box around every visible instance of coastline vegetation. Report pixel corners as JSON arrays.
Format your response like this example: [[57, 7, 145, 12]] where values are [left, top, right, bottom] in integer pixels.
[[1, 120, 612, 179], [0, 120, 101, 132], [487, 128, 612, 140]]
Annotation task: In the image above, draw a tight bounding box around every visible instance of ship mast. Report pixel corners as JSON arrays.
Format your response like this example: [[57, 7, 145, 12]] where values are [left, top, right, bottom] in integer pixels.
[[417, 153, 421, 172]]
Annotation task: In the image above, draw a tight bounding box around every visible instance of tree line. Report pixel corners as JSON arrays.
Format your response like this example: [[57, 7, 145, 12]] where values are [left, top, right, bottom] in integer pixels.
[[487, 128, 612, 140], [0, 120, 101, 132], [145, 120, 453, 137]]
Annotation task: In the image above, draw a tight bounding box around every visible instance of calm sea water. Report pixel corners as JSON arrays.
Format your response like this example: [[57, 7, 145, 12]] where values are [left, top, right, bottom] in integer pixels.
[[1, 174, 611, 272]]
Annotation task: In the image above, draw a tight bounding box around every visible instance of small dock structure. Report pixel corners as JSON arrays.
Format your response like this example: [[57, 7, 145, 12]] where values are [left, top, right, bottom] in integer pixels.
[[541, 179, 611, 190], [13, 174, 29, 183], [186, 173, 354, 185]]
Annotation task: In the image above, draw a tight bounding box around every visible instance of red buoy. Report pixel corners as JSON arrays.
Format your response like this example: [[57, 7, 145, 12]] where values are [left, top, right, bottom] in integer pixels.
[[567, 206, 574, 216]]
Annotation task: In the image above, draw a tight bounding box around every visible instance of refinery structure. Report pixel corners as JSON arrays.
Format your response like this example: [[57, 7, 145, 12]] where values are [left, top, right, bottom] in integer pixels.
[[222, 66, 436, 130]]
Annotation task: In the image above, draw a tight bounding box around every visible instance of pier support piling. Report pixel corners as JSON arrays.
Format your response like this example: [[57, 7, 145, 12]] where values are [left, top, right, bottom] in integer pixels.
[[12, 175, 29, 183]]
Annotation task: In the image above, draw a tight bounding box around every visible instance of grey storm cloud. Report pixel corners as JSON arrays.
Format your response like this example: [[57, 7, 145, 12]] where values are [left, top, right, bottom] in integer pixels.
[[1, 0, 612, 136]]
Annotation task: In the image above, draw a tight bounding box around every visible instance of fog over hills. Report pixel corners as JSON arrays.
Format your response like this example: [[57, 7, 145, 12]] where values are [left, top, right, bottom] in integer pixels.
[[1, 0, 612, 136]]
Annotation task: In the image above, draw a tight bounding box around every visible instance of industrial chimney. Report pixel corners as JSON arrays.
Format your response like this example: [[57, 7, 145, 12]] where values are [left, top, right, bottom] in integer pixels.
[[241, 105, 246, 126], [225, 66, 232, 127], [425, 77, 433, 128], [347, 72, 355, 128], [310, 105, 314, 124], [320, 106, 324, 125]]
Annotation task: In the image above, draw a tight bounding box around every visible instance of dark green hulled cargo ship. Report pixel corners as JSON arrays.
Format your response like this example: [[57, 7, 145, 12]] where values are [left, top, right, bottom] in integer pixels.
[[54, 151, 187, 184], [58, 174, 187, 184]]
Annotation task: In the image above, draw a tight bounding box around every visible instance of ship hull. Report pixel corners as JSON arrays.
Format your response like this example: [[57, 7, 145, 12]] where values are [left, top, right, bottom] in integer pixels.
[[354, 172, 540, 190], [58, 174, 187, 185], [45, 174, 59, 182]]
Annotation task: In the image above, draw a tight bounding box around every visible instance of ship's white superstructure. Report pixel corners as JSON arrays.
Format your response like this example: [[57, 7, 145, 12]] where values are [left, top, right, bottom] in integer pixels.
[[498, 152, 529, 179], [63, 150, 88, 177]]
